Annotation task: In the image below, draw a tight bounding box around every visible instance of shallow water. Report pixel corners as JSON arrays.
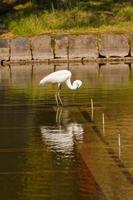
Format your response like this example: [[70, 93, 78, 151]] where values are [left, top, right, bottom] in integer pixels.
[[0, 63, 133, 200]]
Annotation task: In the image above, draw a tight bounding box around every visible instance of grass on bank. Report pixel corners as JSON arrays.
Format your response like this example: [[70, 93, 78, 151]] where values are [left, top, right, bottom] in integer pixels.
[[2, 1, 133, 37]]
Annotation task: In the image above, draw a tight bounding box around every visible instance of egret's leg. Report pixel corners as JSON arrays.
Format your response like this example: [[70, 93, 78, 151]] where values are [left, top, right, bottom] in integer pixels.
[[58, 107, 63, 123], [57, 84, 63, 106], [55, 92, 59, 106], [56, 107, 63, 124], [56, 107, 59, 122], [58, 92, 63, 106]]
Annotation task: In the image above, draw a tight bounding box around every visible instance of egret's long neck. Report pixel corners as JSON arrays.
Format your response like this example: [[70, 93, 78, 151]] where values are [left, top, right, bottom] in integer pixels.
[[65, 78, 77, 90]]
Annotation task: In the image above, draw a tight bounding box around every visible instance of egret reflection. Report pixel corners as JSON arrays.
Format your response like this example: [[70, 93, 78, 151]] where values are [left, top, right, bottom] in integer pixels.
[[40, 122, 83, 155], [40, 107, 83, 155]]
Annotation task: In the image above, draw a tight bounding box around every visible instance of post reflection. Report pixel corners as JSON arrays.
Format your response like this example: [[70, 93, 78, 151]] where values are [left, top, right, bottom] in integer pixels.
[[128, 63, 133, 82]]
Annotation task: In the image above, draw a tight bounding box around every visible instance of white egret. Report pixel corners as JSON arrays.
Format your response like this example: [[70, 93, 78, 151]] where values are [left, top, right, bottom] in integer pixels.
[[39, 69, 82, 106]]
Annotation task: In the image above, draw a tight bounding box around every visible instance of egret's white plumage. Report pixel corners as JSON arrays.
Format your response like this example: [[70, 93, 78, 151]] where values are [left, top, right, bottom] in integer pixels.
[[39, 70, 82, 106]]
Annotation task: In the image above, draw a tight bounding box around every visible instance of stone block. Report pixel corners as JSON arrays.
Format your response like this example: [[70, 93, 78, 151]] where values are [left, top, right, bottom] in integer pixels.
[[0, 39, 9, 60], [54, 35, 68, 58], [69, 35, 98, 58], [31, 35, 53, 60], [10, 37, 31, 60], [99, 34, 129, 57]]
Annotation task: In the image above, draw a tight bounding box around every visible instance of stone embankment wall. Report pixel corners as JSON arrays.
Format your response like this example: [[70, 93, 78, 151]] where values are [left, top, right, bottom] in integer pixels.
[[0, 34, 133, 64]]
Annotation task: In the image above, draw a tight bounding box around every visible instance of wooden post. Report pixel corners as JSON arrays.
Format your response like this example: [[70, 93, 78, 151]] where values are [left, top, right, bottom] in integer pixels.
[[102, 113, 105, 135], [118, 134, 121, 159]]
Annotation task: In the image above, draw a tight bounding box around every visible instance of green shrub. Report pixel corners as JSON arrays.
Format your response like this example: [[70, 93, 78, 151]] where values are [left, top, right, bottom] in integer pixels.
[[117, 6, 133, 21]]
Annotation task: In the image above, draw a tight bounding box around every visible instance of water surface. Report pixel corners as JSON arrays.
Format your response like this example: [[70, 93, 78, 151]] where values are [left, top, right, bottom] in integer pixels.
[[0, 63, 133, 200]]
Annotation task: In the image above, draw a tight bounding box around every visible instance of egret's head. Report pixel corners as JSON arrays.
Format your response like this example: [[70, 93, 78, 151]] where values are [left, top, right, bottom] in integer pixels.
[[73, 80, 82, 89]]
